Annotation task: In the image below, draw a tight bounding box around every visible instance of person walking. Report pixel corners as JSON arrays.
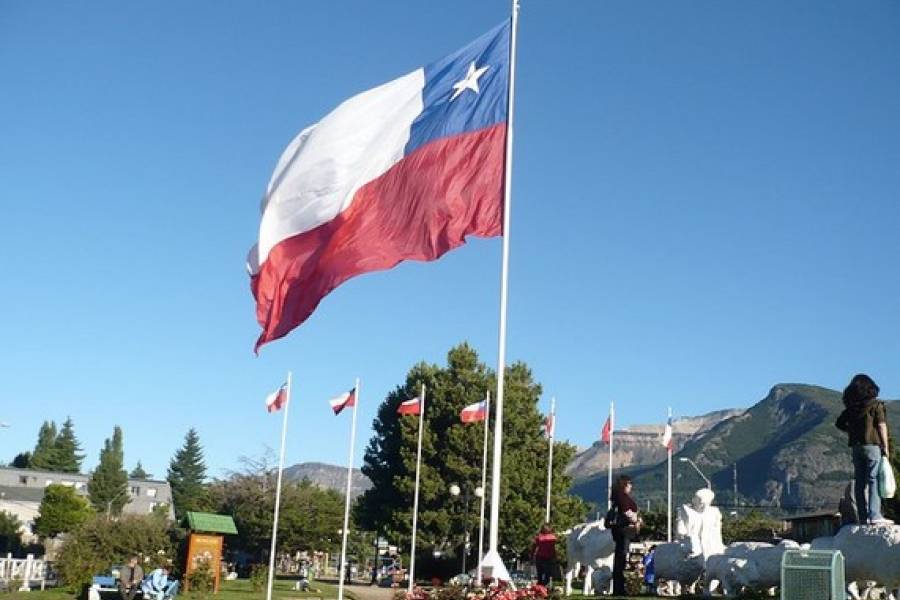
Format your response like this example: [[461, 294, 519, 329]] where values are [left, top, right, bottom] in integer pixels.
[[607, 474, 641, 596], [531, 523, 557, 587], [836, 373, 892, 525]]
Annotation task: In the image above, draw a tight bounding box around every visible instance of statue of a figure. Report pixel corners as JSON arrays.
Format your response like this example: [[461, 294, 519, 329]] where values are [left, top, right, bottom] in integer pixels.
[[676, 488, 725, 560]]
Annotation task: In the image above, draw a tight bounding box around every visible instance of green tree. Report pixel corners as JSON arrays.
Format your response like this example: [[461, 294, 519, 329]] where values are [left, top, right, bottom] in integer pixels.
[[721, 510, 783, 544], [130, 461, 150, 480], [167, 428, 209, 520], [54, 417, 84, 473], [208, 455, 345, 559], [356, 343, 586, 571], [88, 426, 129, 515], [33, 484, 93, 537], [11, 452, 31, 469], [0, 511, 23, 554], [31, 421, 59, 470], [56, 513, 177, 591]]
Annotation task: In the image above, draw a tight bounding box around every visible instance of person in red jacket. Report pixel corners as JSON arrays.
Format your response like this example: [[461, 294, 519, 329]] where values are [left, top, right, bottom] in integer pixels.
[[531, 523, 557, 586]]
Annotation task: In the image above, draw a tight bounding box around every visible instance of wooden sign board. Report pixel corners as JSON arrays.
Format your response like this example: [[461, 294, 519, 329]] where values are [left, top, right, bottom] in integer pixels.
[[185, 532, 224, 593]]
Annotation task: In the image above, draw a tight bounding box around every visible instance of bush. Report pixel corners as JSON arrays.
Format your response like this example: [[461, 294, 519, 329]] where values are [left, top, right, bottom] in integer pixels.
[[186, 558, 214, 597], [56, 514, 178, 591], [249, 564, 268, 593]]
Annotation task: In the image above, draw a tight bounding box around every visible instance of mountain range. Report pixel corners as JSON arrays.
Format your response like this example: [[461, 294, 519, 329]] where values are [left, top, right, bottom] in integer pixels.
[[284, 384, 900, 515], [570, 384, 900, 513]]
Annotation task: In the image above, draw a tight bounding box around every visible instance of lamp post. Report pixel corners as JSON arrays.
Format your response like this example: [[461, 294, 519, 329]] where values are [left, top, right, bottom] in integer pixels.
[[449, 484, 483, 577], [678, 457, 712, 489]]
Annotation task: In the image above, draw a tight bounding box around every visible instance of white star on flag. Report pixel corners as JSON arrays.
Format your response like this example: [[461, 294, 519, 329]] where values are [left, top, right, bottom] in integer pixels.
[[450, 62, 490, 101]]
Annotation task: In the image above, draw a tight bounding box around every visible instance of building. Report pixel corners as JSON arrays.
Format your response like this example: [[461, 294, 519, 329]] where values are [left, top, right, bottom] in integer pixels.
[[782, 510, 841, 543], [0, 467, 175, 542]]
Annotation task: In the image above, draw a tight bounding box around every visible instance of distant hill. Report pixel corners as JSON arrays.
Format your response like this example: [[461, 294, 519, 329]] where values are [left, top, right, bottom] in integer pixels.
[[283, 461, 372, 498], [570, 384, 900, 514], [566, 408, 745, 482]]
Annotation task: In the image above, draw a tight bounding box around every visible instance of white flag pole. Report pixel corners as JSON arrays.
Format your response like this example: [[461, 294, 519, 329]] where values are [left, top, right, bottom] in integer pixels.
[[265, 372, 292, 600], [667, 406, 673, 542], [607, 401, 614, 510], [483, 0, 519, 582], [337, 379, 360, 600], [407, 384, 426, 593], [476, 391, 490, 583], [544, 397, 555, 523]]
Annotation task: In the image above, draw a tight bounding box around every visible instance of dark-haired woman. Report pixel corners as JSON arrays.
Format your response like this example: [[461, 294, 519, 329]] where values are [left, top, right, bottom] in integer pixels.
[[609, 474, 640, 595], [836, 373, 892, 525], [531, 523, 557, 586]]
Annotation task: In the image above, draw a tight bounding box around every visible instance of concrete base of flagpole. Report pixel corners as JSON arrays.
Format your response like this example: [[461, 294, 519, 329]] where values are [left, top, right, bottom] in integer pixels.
[[480, 550, 512, 586]]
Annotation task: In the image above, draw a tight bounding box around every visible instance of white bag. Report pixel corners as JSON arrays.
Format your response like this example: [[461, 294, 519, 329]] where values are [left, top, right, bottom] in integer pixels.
[[879, 456, 896, 499]]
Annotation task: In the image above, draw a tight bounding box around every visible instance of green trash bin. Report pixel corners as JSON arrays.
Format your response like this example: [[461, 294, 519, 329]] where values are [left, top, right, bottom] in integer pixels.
[[781, 548, 844, 600]]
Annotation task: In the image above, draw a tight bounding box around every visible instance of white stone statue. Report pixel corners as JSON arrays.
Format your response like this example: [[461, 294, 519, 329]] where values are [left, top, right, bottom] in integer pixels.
[[811, 524, 900, 600], [563, 520, 615, 596], [654, 488, 725, 595], [676, 488, 725, 560], [705, 540, 799, 597]]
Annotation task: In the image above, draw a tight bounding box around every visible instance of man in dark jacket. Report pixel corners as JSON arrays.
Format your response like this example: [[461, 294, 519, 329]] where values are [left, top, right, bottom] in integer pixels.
[[117, 556, 144, 600], [836, 374, 892, 525]]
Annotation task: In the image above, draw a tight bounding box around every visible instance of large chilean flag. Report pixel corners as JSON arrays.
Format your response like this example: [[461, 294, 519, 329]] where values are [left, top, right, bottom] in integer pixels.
[[249, 21, 511, 351]]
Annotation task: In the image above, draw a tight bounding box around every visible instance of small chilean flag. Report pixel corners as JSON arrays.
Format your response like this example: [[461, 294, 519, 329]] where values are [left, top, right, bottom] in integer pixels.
[[600, 415, 612, 444], [460, 400, 487, 423], [397, 397, 421, 416], [265, 383, 288, 413], [329, 388, 356, 415], [543, 414, 555, 439], [661, 416, 674, 451]]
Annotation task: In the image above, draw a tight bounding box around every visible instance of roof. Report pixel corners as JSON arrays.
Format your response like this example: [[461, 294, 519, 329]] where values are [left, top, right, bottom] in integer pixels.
[[184, 512, 238, 534], [0, 485, 45, 503], [782, 511, 840, 522]]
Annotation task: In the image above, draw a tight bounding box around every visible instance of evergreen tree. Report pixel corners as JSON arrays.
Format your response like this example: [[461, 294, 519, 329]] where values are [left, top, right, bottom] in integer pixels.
[[31, 421, 59, 470], [54, 417, 85, 473], [33, 483, 93, 537], [88, 426, 129, 515], [356, 343, 586, 569], [167, 428, 209, 520], [130, 461, 150, 480], [11, 452, 31, 469]]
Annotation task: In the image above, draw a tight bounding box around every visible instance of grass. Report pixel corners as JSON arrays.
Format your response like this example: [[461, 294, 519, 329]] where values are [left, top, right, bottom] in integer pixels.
[[4, 579, 360, 600]]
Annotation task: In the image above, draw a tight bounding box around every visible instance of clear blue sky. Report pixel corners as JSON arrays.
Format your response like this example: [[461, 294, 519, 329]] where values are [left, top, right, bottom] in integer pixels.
[[2, 1, 898, 481]]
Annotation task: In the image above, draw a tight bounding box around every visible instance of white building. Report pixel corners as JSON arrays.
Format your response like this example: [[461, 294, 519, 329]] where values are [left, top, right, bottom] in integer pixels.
[[0, 467, 175, 542]]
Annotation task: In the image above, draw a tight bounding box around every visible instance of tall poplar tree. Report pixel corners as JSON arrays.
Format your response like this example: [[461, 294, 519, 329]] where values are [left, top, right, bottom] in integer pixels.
[[31, 421, 59, 470], [54, 417, 84, 473], [356, 343, 586, 568], [167, 428, 209, 520], [88, 426, 129, 515]]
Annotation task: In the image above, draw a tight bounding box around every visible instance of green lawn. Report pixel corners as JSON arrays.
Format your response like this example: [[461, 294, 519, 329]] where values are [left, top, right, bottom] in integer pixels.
[[5, 579, 360, 600]]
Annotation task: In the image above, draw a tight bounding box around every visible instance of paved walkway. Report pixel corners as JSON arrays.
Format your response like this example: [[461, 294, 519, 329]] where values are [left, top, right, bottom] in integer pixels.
[[313, 579, 397, 600]]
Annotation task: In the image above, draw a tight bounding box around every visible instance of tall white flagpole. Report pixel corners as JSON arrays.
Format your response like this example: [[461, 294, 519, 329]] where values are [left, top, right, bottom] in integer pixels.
[[544, 397, 555, 523], [483, 0, 519, 582], [407, 384, 426, 593], [667, 406, 673, 542], [476, 391, 490, 583], [607, 401, 614, 510], [265, 372, 292, 600], [337, 379, 360, 600]]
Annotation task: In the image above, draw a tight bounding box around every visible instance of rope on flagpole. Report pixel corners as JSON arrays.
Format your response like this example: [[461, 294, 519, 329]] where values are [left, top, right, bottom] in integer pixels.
[[407, 384, 426, 593], [265, 372, 291, 600], [337, 379, 360, 600], [476, 391, 490, 583], [667, 406, 673, 542], [545, 397, 555, 523], [487, 0, 520, 562], [607, 401, 614, 510]]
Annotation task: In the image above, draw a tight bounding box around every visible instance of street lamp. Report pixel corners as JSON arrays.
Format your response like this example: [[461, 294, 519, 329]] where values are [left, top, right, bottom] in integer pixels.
[[449, 484, 483, 577], [678, 457, 712, 489]]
